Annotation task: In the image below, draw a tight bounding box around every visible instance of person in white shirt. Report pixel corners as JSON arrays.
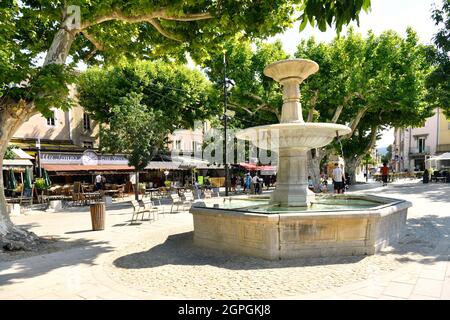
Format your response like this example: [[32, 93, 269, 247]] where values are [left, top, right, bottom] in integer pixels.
[[332, 163, 345, 194], [95, 174, 102, 191], [252, 174, 259, 194]]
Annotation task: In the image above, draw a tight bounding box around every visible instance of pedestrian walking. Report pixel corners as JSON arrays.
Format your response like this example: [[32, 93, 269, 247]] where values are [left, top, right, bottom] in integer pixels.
[[332, 163, 345, 194]]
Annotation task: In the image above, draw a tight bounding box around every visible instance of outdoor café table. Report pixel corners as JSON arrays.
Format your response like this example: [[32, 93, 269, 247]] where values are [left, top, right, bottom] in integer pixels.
[[83, 192, 101, 205], [172, 186, 186, 196], [5, 198, 18, 204], [103, 189, 119, 196], [436, 177, 446, 183], [145, 188, 159, 199]]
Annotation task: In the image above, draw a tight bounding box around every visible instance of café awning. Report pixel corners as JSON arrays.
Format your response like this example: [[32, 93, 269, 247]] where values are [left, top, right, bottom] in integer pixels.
[[42, 164, 134, 172], [2, 159, 34, 171], [238, 162, 277, 171], [11, 148, 34, 159], [145, 161, 182, 170], [42, 161, 183, 174]]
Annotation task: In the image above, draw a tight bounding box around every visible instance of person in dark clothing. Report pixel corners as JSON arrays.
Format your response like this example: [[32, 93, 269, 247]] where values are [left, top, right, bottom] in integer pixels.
[[381, 163, 389, 186], [423, 169, 429, 184], [230, 175, 237, 193]]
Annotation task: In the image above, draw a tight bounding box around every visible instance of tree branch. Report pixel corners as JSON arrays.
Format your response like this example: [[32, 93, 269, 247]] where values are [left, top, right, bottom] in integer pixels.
[[331, 105, 344, 123], [363, 125, 379, 155], [80, 10, 212, 42], [307, 90, 319, 122], [307, 107, 315, 122], [82, 30, 105, 60], [158, 12, 213, 21], [228, 101, 280, 122], [341, 106, 369, 139], [148, 18, 182, 42]]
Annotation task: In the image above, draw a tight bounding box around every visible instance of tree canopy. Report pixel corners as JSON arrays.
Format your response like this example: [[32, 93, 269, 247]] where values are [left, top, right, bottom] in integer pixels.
[[1, 0, 371, 117], [426, 1, 449, 118], [202, 28, 433, 182], [0, 0, 373, 248], [78, 59, 217, 129], [97, 92, 167, 171]]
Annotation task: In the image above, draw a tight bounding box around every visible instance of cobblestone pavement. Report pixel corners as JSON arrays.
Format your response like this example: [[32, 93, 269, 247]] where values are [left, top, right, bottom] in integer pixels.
[[1, 181, 450, 300]]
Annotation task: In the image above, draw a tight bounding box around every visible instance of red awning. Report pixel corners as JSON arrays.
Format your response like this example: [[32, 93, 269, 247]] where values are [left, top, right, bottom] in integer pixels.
[[238, 163, 276, 171]]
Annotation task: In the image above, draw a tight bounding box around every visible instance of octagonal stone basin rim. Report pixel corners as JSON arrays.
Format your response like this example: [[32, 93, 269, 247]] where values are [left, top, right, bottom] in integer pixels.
[[191, 194, 412, 219]]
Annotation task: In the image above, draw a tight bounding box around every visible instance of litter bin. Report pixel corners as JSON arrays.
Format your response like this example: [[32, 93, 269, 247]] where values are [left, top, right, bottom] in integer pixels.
[[90, 202, 105, 231]]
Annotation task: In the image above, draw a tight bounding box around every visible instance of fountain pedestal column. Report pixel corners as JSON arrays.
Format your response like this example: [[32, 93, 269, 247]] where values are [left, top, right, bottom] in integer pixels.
[[271, 148, 314, 207]]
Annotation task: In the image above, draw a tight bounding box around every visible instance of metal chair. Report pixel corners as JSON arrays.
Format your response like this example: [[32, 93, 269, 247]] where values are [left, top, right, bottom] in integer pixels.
[[141, 199, 159, 221], [170, 193, 190, 213], [130, 199, 148, 223]]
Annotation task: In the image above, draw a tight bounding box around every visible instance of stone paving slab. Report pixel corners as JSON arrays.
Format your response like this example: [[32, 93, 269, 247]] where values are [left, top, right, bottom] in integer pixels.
[[0, 182, 449, 300]]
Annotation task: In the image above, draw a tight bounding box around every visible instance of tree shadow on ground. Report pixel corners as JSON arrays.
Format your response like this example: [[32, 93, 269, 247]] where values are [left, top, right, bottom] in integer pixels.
[[0, 237, 113, 286], [61, 201, 134, 214], [381, 214, 450, 265], [113, 214, 450, 271], [356, 182, 450, 204]]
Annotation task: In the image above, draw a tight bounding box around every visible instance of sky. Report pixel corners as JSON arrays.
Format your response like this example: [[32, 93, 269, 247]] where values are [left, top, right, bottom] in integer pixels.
[[268, 0, 443, 148]]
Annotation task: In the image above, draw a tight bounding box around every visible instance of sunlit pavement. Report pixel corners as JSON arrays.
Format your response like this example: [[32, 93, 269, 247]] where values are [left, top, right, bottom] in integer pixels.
[[0, 181, 449, 300]]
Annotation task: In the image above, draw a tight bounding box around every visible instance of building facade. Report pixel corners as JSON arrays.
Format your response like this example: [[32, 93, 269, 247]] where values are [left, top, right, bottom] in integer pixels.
[[393, 108, 450, 171]]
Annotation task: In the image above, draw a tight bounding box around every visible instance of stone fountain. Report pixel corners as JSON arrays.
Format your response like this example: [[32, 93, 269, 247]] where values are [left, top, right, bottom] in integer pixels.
[[236, 59, 351, 206], [190, 59, 411, 260]]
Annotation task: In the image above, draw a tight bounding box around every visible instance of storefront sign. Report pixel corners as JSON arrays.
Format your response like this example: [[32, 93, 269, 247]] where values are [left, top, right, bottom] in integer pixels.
[[41, 153, 82, 164], [41, 151, 128, 166]]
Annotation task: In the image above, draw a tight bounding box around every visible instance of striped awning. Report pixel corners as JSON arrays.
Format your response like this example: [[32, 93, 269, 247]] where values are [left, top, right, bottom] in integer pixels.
[[2, 159, 34, 170]]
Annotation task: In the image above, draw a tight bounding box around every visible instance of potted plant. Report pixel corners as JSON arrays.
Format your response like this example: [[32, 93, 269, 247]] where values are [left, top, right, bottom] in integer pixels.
[[34, 178, 47, 191], [139, 182, 146, 194]]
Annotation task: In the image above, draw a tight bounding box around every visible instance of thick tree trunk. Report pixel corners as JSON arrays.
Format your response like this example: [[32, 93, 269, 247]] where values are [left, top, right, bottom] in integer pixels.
[[344, 156, 361, 185], [44, 28, 76, 66], [0, 106, 41, 250], [344, 126, 379, 185], [0, 25, 75, 251]]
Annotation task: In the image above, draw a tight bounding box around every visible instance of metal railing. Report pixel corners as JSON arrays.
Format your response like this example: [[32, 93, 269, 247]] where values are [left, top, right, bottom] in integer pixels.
[[410, 146, 430, 154]]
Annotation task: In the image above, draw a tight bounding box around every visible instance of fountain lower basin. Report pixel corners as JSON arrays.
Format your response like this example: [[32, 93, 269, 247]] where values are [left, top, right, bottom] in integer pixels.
[[190, 195, 411, 260]]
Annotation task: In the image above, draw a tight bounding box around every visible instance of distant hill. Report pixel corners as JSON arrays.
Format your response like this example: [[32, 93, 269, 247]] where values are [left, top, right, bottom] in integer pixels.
[[377, 147, 388, 155]]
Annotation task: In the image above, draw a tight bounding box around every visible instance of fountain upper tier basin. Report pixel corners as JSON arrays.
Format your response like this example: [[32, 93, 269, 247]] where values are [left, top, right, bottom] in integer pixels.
[[236, 122, 352, 150], [264, 59, 319, 83]]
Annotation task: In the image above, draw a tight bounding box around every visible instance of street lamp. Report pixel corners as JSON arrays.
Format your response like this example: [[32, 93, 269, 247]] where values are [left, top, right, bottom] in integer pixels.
[[222, 52, 235, 197]]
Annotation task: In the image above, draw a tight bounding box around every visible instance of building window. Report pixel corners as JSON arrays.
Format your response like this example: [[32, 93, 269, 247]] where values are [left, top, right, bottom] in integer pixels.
[[448, 121, 450, 130], [83, 141, 93, 149], [83, 113, 91, 131], [46, 112, 56, 126], [418, 137, 426, 153], [175, 140, 181, 150], [192, 141, 199, 151]]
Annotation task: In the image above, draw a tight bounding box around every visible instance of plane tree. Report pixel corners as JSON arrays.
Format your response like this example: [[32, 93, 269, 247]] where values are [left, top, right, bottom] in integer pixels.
[[0, 0, 371, 249], [77, 60, 217, 200]]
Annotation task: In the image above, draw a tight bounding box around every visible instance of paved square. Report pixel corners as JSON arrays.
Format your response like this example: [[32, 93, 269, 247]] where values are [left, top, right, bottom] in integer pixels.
[[1, 181, 449, 299]]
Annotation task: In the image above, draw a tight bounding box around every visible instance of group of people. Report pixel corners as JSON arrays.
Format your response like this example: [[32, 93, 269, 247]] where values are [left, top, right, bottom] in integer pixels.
[[237, 173, 276, 194], [307, 164, 351, 194]]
